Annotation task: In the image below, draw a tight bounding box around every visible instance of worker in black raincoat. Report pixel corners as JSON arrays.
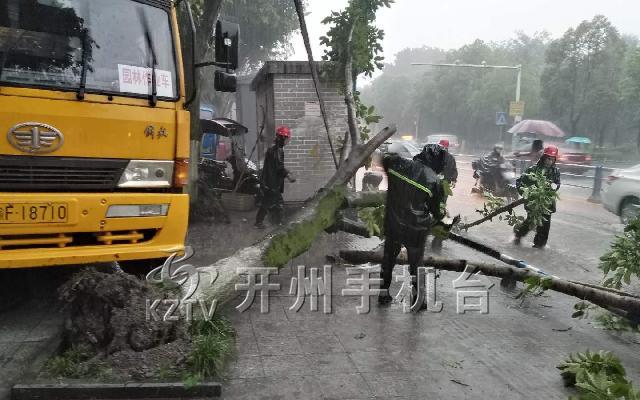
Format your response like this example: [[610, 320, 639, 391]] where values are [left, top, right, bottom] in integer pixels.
[[378, 144, 447, 305], [431, 139, 458, 252], [513, 145, 561, 248], [255, 126, 295, 228]]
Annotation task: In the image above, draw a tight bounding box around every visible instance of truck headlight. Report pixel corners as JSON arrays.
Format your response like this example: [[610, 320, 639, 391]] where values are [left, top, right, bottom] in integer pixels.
[[117, 160, 174, 188], [106, 204, 170, 218]]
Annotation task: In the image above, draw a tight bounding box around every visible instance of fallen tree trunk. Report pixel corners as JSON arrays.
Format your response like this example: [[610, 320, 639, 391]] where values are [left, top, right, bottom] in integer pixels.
[[195, 125, 396, 305], [460, 198, 525, 230], [338, 249, 640, 321]]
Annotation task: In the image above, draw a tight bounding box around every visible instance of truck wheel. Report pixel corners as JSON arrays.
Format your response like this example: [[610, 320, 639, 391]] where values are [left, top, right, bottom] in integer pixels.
[[620, 197, 640, 225]]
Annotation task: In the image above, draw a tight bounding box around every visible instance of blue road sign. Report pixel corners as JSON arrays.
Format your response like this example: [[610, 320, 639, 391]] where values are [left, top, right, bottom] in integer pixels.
[[495, 112, 508, 126]]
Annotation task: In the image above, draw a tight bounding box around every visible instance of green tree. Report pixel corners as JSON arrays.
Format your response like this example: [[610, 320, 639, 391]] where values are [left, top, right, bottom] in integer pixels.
[[620, 45, 640, 151], [361, 32, 548, 148], [199, 0, 301, 117], [320, 0, 392, 145], [541, 15, 626, 140]]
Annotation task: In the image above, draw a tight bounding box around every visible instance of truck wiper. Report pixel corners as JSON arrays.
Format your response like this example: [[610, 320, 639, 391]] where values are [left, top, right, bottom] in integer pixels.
[[76, 28, 89, 100], [138, 8, 157, 107]]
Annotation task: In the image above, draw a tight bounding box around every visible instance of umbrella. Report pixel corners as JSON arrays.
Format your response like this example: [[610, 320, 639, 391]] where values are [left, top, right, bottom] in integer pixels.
[[565, 136, 591, 144], [200, 117, 248, 137], [508, 120, 565, 138]]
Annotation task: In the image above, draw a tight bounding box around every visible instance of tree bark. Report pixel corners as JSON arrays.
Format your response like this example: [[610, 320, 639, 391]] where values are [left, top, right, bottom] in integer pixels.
[[293, 0, 339, 169], [344, 20, 360, 148], [338, 250, 640, 321], [344, 190, 386, 208], [338, 133, 350, 169], [194, 125, 396, 304]]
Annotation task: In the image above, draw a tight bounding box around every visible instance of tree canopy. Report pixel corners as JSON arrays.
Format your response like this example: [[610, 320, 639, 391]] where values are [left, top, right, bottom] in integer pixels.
[[362, 15, 640, 153]]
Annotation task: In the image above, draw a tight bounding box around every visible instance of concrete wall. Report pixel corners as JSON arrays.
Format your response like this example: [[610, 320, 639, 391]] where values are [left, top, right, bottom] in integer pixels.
[[252, 62, 347, 203]]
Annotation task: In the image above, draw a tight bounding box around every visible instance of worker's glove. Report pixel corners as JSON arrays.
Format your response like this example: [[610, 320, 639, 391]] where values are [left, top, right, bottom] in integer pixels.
[[287, 175, 297, 183]]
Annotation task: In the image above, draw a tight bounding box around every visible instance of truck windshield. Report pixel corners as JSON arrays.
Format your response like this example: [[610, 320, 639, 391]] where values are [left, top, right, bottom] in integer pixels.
[[0, 0, 177, 99]]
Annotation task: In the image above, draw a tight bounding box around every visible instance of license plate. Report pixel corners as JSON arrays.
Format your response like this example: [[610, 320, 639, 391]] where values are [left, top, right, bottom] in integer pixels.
[[0, 203, 69, 224]]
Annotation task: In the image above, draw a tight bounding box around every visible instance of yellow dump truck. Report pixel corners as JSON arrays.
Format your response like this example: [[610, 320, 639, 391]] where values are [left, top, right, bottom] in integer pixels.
[[0, 0, 237, 269]]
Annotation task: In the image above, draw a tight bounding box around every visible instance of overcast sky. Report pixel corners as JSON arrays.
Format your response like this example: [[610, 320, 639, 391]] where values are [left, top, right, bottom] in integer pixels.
[[287, 0, 639, 68]]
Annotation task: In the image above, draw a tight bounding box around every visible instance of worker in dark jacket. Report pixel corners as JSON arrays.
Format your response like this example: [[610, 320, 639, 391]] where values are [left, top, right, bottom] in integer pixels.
[[439, 139, 458, 187], [378, 144, 447, 305], [431, 139, 458, 252], [513, 145, 561, 248], [255, 126, 295, 228]]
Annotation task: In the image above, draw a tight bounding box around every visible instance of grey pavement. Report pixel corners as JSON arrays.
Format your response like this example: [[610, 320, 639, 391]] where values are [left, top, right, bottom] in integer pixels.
[[214, 174, 640, 399], [0, 299, 63, 400]]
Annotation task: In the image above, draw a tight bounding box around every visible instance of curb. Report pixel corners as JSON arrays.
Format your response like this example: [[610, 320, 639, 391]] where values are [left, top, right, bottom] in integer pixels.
[[11, 382, 221, 400]]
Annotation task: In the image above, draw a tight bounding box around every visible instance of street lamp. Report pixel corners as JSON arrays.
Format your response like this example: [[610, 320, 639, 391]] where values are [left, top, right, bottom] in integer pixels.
[[411, 62, 523, 122]]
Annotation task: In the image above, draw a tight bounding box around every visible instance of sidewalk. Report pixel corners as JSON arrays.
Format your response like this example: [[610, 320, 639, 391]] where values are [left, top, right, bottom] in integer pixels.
[[218, 233, 640, 400], [0, 299, 63, 400]]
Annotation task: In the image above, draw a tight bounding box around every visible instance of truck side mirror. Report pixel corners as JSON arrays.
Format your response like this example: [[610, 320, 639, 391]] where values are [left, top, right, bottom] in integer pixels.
[[215, 20, 239, 70]]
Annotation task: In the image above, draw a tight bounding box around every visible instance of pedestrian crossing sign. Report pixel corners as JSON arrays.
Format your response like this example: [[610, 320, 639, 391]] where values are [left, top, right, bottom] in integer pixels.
[[495, 112, 508, 126]]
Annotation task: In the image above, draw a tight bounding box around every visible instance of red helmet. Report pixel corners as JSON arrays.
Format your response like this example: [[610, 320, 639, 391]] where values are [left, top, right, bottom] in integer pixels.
[[276, 126, 291, 138], [438, 139, 450, 149], [543, 145, 558, 158]]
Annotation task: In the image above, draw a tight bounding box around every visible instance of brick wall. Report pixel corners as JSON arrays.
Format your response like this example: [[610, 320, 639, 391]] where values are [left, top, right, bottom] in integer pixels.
[[252, 62, 347, 202]]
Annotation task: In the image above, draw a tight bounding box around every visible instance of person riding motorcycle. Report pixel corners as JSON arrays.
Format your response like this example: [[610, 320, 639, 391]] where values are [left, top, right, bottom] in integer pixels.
[[472, 143, 515, 196], [512, 145, 561, 248], [378, 144, 447, 305], [255, 126, 296, 228]]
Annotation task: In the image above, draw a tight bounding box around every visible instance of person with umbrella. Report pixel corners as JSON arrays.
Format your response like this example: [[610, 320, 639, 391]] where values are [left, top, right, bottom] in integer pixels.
[[512, 145, 561, 249]]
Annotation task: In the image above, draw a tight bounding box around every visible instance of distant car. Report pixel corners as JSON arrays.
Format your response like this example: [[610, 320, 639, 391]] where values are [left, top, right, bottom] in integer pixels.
[[602, 164, 640, 224], [425, 134, 460, 153], [556, 144, 592, 174], [379, 140, 422, 159]]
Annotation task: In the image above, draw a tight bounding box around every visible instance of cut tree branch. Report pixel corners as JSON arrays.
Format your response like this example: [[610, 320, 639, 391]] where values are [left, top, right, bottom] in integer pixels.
[[461, 198, 525, 230], [338, 250, 640, 321]]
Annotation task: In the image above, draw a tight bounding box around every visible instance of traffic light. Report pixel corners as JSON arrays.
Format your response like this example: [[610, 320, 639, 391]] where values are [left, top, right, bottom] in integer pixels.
[[214, 70, 236, 93], [215, 20, 239, 70]]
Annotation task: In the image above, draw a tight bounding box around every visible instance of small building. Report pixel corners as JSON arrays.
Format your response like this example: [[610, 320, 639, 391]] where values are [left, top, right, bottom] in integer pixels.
[[251, 61, 347, 203]]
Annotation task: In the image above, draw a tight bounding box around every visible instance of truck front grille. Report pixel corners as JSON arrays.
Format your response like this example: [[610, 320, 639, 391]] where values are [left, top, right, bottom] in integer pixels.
[[0, 156, 127, 192], [0, 229, 158, 250]]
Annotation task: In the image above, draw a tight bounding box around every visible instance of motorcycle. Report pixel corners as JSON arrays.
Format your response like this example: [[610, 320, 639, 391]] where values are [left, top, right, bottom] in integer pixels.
[[471, 156, 519, 203], [198, 157, 260, 195]]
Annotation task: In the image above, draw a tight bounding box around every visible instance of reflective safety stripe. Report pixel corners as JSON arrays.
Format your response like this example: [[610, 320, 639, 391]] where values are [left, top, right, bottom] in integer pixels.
[[387, 168, 432, 197]]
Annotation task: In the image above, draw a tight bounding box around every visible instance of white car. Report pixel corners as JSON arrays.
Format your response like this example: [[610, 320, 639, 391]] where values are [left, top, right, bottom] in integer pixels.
[[602, 164, 640, 224]]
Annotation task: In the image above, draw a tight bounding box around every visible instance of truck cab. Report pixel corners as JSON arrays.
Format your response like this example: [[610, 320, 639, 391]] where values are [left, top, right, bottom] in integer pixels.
[[0, 0, 190, 268]]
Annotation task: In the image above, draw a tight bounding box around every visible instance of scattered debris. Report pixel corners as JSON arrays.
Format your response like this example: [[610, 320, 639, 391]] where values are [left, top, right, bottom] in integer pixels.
[[442, 360, 464, 369], [450, 379, 470, 387]]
